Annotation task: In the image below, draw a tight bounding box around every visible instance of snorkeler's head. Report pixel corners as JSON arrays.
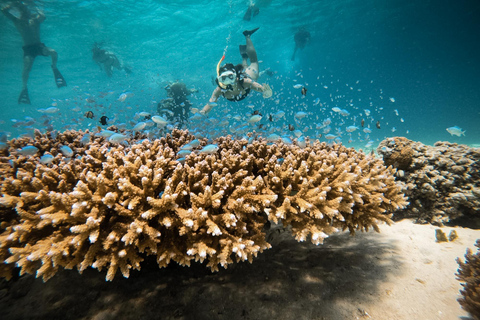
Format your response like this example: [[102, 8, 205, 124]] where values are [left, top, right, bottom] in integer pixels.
[[216, 63, 237, 88]]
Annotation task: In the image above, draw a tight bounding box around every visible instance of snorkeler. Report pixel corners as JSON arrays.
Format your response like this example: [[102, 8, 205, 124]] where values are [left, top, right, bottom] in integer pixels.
[[291, 27, 311, 61], [157, 81, 197, 127], [1, 1, 67, 104], [92, 42, 132, 77], [198, 28, 272, 115]]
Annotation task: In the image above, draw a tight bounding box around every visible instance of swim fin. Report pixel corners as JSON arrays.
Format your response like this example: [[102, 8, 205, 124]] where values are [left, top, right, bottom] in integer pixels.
[[243, 5, 252, 21], [52, 67, 67, 88], [18, 88, 31, 104], [239, 45, 248, 60], [243, 27, 259, 37]]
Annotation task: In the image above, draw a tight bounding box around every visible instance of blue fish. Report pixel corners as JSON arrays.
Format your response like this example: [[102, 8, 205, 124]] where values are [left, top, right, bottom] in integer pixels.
[[60, 146, 74, 157], [18, 146, 39, 156]]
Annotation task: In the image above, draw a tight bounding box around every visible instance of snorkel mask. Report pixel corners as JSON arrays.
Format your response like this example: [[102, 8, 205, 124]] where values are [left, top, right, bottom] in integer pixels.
[[216, 55, 236, 89]]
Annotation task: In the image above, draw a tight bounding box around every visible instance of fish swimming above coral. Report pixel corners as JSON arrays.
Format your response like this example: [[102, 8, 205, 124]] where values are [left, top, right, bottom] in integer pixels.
[[446, 126, 465, 137]]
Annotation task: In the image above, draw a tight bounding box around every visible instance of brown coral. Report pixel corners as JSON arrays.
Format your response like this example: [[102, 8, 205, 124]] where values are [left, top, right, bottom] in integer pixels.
[[0, 129, 407, 281], [377, 138, 480, 225], [457, 240, 480, 320]]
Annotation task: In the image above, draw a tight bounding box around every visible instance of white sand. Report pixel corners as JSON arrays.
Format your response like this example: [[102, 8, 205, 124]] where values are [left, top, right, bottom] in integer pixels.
[[1, 219, 479, 320]]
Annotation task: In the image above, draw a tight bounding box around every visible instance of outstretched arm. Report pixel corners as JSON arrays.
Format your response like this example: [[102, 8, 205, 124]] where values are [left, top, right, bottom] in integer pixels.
[[200, 87, 222, 114], [1, 3, 16, 20], [244, 78, 272, 98]]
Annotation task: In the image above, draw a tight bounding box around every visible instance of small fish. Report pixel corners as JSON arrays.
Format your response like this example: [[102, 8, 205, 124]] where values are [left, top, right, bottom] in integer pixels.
[[294, 111, 307, 119], [39, 154, 55, 165], [345, 125, 359, 133], [288, 124, 295, 131], [177, 149, 192, 157], [85, 111, 94, 119], [364, 109, 371, 116], [38, 107, 60, 114], [446, 126, 465, 137], [293, 129, 302, 138], [248, 115, 262, 124], [325, 134, 336, 140], [252, 110, 262, 116], [137, 112, 151, 117], [394, 109, 399, 116], [151, 115, 168, 126], [133, 122, 147, 132], [18, 146, 39, 156], [95, 130, 116, 138], [99, 116, 108, 125], [361, 119, 365, 127], [266, 134, 281, 142], [60, 146, 74, 157], [376, 121, 381, 129], [108, 133, 128, 144], [293, 84, 303, 89], [80, 133, 91, 145], [339, 109, 350, 116], [199, 144, 219, 154], [181, 139, 201, 150], [272, 110, 285, 119], [313, 98, 320, 106], [208, 102, 218, 108], [301, 87, 307, 96], [297, 136, 307, 148], [117, 92, 132, 102], [268, 114, 273, 122], [389, 97, 395, 103], [332, 107, 342, 113], [363, 128, 372, 134]]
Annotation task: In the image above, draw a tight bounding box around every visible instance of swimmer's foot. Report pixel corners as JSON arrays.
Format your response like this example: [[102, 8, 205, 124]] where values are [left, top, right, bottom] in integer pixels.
[[243, 27, 259, 37], [18, 88, 31, 104], [52, 67, 67, 88], [239, 45, 248, 59]]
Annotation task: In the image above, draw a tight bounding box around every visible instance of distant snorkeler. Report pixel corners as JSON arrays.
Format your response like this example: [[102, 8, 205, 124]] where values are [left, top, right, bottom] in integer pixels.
[[1, 1, 67, 104], [197, 28, 272, 115], [157, 81, 197, 127], [291, 27, 311, 61], [243, 0, 272, 21], [92, 42, 132, 77]]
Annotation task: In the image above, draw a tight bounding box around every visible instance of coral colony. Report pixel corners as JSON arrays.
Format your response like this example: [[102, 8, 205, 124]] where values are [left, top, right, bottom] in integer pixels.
[[0, 129, 408, 281], [377, 137, 480, 225]]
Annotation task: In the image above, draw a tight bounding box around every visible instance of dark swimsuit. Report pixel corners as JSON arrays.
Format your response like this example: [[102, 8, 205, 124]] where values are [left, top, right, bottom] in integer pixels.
[[22, 43, 47, 58], [221, 75, 251, 102]]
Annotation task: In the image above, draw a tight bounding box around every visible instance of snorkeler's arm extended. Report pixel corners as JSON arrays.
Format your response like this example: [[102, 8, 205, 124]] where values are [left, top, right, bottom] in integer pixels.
[[200, 87, 222, 114], [1, 3, 16, 20], [244, 78, 272, 98]]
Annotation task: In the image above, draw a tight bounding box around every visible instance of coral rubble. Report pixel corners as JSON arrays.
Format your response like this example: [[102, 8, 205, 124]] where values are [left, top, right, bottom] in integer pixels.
[[377, 137, 480, 225], [457, 240, 480, 320], [0, 129, 407, 281]]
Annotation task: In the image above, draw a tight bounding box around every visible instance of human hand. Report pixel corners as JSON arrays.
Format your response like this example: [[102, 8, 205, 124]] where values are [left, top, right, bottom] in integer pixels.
[[262, 83, 272, 98]]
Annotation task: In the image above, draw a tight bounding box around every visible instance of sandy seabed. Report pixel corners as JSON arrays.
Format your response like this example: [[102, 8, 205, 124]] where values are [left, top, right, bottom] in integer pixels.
[[0, 219, 479, 320]]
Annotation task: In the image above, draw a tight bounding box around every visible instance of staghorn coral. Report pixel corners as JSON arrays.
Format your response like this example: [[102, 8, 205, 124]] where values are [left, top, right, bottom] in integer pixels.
[[0, 129, 407, 281], [377, 137, 480, 225], [457, 240, 480, 320]]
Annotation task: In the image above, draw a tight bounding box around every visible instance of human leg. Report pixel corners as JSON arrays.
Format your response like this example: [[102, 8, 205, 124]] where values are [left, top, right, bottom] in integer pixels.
[[18, 56, 34, 104], [243, 29, 259, 80]]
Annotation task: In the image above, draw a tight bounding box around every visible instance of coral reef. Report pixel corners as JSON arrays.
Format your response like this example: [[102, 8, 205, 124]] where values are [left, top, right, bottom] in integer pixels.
[[0, 129, 407, 281], [457, 240, 480, 320], [377, 138, 480, 225]]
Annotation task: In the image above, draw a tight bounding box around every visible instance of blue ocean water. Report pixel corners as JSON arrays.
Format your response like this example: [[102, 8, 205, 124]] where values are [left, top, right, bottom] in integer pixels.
[[0, 0, 479, 147]]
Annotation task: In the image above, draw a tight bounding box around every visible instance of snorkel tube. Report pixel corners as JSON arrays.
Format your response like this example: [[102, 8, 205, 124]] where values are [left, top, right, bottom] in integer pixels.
[[216, 54, 227, 89]]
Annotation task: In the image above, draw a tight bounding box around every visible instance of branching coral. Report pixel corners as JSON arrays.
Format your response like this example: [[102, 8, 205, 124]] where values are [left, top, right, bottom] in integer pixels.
[[0, 129, 407, 281], [377, 137, 480, 225], [457, 240, 480, 320]]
